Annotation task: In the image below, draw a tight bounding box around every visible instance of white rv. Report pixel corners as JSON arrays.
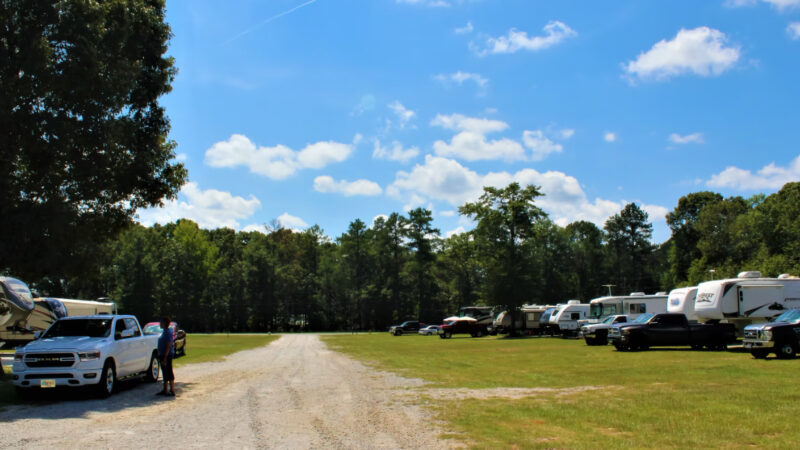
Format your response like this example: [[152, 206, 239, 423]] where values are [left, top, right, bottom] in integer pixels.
[[549, 300, 590, 335], [694, 272, 800, 333], [583, 292, 668, 325], [0, 277, 116, 346], [667, 287, 699, 322]]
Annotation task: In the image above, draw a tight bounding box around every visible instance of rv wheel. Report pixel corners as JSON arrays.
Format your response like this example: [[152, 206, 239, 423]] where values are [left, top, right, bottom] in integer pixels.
[[776, 341, 796, 359]]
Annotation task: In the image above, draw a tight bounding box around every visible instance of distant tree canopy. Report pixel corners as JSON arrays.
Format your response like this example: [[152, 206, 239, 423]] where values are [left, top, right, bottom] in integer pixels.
[[0, 0, 186, 283], [5, 181, 800, 331]]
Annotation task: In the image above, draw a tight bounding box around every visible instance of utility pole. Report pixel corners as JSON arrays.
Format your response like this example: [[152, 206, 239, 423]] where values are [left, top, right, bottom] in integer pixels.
[[602, 284, 615, 296]]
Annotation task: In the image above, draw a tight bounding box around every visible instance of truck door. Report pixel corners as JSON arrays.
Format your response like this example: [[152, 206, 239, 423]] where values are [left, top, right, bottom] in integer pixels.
[[738, 285, 782, 318], [113, 318, 133, 376], [124, 317, 148, 372], [649, 315, 686, 346]]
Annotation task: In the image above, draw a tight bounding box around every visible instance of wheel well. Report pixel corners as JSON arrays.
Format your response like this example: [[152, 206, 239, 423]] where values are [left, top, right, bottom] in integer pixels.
[[104, 358, 116, 370]]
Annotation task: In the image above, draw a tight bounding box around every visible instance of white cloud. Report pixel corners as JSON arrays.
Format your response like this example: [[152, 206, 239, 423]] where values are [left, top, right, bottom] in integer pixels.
[[446, 226, 467, 238], [431, 113, 508, 134], [725, 0, 800, 10], [454, 21, 473, 34], [136, 182, 261, 230], [174, 153, 188, 162], [788, 22, 800, 39], [473, 21, 577, 56], [313, 175, 383, 197], [388, 101, 416, 129], [242, 223, 267, 233], [522, 130, 563, 161], [372, 214, 389, 225], [604, 132, 617, 143], [372, 139, 420, 163], [707, 155, 800, 190], [624, 27, 740, 81], [440, 210, 456, 217], [434, 71, 489, 88], [669, 132, 704, 144], [559, 129, 575, 139], [388, 155, 667, 228], [433, 131, 525, 162], [204, 134, 354, 179], [277, 212, 308, 230]]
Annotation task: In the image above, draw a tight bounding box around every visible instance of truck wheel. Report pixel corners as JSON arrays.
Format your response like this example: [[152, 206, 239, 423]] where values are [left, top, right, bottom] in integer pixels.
[[395, 330, 402, 336], [750, 349, 769, 359], [445, 331, 452, 339], [96, 360, 116, 398], [439, 333, 446, 339], [145, 352, 160, 383], [598, 337, 608, 345], [776, 341, 796, 359], [476, 330, 484, 338], [584, 338, 595, 346], [613, 343, 626, 351]]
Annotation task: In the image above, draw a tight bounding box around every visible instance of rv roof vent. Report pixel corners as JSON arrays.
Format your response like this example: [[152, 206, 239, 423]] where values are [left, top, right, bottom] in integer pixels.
[[630, 292, 645, 296], [655, 291, 667, 295], [567, 299, 581, 305], [778, 274, 798, 279], [738, 271, 762, 279]]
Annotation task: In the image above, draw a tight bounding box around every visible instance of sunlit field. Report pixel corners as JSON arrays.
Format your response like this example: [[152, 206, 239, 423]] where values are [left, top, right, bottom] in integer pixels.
[[323, 334, 800, 449]]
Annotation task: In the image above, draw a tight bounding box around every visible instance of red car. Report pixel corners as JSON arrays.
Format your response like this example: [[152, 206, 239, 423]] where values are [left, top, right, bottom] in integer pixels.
[[143, 321, 187, 356], [438, 318, 490, 339]]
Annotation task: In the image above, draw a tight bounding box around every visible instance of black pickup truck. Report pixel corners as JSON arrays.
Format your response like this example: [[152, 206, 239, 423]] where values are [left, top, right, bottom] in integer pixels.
[[743, 309, 800, 359], [608, 313, 736, 351], [388, 321, 425, 336]]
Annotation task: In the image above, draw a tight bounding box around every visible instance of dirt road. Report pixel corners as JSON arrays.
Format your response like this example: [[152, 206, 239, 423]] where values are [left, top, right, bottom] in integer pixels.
[[0, 335, 452, 449]]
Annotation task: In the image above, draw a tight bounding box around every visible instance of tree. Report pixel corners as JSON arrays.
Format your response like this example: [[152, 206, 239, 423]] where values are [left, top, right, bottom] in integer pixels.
[[459, 183, 546, 334], [0, 0, 186, 281], [604, 203, 656, 293], [565, 221, 606, 300], [403, 208, 440, 323], [664, 192, 723, 286]]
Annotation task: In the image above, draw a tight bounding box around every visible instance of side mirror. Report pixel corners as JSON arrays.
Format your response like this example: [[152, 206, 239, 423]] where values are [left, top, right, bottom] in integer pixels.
[[33, 331, 42, 339], [121, 328, 135, 338]]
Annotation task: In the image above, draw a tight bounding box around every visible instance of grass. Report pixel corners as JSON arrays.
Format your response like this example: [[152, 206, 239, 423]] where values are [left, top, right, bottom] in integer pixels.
[[323, 334, 800, 449], [0, 333, 279, 408]]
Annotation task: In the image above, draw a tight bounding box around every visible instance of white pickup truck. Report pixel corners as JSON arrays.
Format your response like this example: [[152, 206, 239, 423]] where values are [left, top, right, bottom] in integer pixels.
[[11, 315, 160, 397]]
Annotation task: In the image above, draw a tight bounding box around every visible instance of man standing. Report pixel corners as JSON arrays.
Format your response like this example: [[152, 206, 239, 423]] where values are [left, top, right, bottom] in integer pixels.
[[157, 316, 175, 396]]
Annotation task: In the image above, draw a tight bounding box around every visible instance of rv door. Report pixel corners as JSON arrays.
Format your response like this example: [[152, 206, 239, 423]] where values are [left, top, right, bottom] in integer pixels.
[[738, 285, 783, 318]]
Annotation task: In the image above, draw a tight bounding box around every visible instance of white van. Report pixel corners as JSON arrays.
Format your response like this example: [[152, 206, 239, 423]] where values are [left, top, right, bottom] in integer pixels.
[[549, 300, 590, 336]]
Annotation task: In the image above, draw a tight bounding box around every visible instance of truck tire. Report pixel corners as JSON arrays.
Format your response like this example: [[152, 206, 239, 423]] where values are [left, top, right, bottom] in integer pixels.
[[439, 333, 446, 339], [96, 360, 116, 398], [613, 343, 627, 351], [444, 331, 452, 339], [776, 341, 796, 359], [584, 337, 595, 346], [145, 352, 160, 383], [395, 330, 402, 336], [476, 330, 484, 338], [750, 349, 769, 359]]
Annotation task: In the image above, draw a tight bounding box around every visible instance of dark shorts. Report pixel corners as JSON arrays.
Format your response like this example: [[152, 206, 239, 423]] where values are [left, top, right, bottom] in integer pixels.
[[161, 356, 174, 381]]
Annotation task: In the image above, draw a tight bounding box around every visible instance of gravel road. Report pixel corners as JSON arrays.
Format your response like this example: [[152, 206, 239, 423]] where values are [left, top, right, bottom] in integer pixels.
[[0, 335, 452, 449]]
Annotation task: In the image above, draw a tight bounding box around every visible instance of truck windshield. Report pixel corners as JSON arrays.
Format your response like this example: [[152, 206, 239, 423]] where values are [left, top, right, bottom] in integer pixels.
[[42, 319, 113, 339], [631, 313, 654, 324], [601, 316, 617, 324], [774, 310, 800, 323]]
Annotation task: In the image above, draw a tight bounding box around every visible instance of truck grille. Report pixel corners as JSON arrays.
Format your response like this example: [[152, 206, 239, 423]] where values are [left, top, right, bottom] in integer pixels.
[[608, 328, 620, 338], [24, 353, 75, 368], [743, 329, 758, 339], [24, 373, 73, 379]]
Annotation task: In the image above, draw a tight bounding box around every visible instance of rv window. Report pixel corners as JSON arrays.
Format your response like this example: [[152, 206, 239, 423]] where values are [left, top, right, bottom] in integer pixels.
[[526, 313, 536, 321], [629, 303, 646, 314], [570, 312, 580, 320]]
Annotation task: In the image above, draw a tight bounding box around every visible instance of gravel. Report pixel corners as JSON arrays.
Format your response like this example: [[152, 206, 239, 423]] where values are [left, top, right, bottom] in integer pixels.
[[0, 334, 454, 449]]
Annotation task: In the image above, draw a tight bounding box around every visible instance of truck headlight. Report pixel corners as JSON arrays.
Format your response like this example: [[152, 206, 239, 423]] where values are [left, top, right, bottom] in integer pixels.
[[14, 353, 23, 362], [622, 329, 631, 334], [761, 330, 772, 341], [78, 351, 101, 361]]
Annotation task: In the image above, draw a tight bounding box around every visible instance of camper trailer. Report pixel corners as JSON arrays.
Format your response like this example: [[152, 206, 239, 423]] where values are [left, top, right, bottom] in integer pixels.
[[667, 287, 699, 322], [549, 300, 590, 336], [458, 306, 495, 326], [0, 277, 116, 346], [584, 292, 668, 323], [694, 271, 800, 334], [491, 305, 554, 335]]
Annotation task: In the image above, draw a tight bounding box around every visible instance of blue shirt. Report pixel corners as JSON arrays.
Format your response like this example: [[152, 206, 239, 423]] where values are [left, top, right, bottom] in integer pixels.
[[158, 327, 175, 358]]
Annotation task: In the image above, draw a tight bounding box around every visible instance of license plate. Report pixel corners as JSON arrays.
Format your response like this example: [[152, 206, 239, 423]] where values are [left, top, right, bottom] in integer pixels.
[[40, 379, 56, 388]]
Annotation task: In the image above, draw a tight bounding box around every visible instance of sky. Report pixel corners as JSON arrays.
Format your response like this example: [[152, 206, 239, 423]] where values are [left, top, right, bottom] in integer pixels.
[[137, 0, 800, 243]]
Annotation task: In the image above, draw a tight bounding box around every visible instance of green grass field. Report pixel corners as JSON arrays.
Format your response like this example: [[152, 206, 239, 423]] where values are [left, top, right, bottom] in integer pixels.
[[0, 333, 279, 408], [323, 334, 800, 449]]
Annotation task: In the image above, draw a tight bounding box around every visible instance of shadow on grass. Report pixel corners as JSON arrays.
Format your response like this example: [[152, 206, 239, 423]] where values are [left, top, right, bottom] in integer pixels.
[[0, 377, 197, 421]]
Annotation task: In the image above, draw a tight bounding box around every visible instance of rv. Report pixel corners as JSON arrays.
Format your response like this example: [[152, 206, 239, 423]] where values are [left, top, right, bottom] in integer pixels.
[[583, 292, 669, 325], [0, 277, 116, 346], [667, 287, 699, 322], [491, 305, 554, 335], [549, 300, 590, 336], [694, 271, 800, 334], [458, 306, 495, 326]]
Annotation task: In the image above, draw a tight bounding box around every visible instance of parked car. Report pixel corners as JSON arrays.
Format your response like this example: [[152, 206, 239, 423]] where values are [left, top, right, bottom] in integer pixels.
[[418, 325, 441, 336], [388, 321, 425, 336], [608, 313, 736, 351], [11, 315, 160, 397], [580, 315, 629, 345], [143, 321, 186, 356], [438, 318, 490, 339], [743, 309, 800, 359]]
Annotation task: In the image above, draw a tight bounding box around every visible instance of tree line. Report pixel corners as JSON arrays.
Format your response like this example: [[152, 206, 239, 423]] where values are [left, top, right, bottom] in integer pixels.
[[13, 181, 800, 333]]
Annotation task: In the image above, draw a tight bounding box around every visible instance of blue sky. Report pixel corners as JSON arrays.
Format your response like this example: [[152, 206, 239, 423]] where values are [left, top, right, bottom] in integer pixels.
[[138, 0, 800, 243]]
